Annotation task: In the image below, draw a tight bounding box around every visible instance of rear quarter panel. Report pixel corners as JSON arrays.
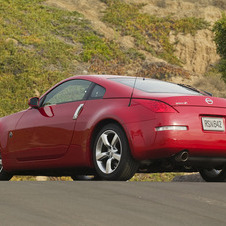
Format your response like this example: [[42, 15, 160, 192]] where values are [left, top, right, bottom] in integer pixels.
[[69, 98, 157, 167]]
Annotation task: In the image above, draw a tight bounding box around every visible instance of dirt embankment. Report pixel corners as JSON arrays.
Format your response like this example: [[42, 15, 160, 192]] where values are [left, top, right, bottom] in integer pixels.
[[46, 0, 224, 75]]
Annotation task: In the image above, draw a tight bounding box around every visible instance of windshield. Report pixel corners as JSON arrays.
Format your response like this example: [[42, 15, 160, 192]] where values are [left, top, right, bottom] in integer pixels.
[[110, 78, 203, 95]]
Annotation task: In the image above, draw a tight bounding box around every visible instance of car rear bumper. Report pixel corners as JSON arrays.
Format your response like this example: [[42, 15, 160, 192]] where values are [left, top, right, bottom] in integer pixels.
[[126, 106, 226, 160], [151, 130, 226, 158]]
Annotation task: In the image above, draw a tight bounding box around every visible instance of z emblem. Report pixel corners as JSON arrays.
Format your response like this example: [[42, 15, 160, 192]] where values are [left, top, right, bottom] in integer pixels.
[[205, 98, 213, 104]]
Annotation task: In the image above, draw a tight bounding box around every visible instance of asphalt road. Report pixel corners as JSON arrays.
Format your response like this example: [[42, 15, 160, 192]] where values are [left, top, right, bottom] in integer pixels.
[[0, 182, 226, 226]]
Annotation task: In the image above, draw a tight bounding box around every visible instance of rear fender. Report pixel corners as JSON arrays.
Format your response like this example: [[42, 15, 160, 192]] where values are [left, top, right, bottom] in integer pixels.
[[70, 98, 157, 166]]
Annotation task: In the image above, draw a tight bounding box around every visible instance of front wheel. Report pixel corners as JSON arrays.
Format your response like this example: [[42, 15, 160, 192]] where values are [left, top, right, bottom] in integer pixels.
[[93, 123, 139, 181], [0, 152, 13, 181], [71, 175, 101, 181], [199, 167, 226, 182]]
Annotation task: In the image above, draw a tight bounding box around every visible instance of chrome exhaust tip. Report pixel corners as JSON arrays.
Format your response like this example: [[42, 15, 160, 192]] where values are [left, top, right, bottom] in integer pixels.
[[175, 151, 189, 162]]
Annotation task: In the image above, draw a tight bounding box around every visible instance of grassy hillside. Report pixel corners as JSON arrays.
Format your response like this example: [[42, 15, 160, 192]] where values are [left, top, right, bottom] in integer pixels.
[[0, 0, 213, 117], [0, 0, 135, 116]]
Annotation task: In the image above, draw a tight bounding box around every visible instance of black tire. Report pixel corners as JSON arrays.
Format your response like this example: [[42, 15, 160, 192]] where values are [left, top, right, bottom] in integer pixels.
[[71, 175, 101, 181], [0, 152, 13, 181], [199, 166, 226, 182], [93, 123, 139, 181]]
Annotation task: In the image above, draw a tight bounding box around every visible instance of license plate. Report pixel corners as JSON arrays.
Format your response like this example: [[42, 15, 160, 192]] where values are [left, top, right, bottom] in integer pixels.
[[202, 117, 225, 131]]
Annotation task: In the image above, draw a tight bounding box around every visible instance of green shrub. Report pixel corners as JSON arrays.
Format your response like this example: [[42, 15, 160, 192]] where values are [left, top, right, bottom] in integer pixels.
[[213, 13, 226, 81]]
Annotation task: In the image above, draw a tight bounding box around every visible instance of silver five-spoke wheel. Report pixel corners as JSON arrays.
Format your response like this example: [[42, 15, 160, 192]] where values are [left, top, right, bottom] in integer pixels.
[[96, 130, 122, 174], [0, 151, 12, 181], [93, 123, 139, 181], [0, 152, 2, 173]]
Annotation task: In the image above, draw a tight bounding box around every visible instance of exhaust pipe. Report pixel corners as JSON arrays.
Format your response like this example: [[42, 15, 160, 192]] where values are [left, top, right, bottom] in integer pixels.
[[175, 151, 189, 162]]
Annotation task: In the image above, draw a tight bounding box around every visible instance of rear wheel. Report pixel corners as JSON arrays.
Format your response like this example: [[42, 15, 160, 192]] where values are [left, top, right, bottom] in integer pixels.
[[199, 167, 226, 182], [93, 123, 139, 181], [0, 152, 13, 181]]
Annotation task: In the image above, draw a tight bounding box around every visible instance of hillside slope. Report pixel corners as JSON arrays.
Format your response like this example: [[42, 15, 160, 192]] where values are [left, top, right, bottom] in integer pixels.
[[1, 0, 226, 117], [45, 0, 226, 98], [46, 0, 224, 74]]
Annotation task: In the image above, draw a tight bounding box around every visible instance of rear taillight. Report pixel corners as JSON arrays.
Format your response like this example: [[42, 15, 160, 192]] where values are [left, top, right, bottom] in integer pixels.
[[131, 99, 177, 113]]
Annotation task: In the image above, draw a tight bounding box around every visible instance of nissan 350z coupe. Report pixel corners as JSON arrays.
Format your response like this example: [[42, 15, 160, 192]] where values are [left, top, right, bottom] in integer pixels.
[[1, 75, 226, 182]]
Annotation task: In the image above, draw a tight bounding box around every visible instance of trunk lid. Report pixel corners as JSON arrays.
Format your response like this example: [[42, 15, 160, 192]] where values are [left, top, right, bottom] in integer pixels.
[[133, 90, 226, 108]]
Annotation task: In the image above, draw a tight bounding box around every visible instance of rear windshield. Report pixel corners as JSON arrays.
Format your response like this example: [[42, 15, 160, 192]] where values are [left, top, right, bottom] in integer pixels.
[[110, 78, 203, 95]]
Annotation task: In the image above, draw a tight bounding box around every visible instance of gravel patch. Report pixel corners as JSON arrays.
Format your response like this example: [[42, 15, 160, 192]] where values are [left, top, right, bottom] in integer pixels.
[[172, 173, 205, 182]]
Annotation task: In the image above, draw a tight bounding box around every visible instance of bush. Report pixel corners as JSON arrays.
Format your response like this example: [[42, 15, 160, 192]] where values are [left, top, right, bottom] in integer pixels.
[[213, 14, 226, 81]]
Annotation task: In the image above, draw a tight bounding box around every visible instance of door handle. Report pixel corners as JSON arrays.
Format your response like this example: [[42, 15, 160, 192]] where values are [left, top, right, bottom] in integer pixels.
[[73, 104, 84, 120]]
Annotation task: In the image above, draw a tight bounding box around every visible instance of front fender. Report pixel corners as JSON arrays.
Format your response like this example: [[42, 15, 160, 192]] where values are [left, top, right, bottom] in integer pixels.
[[0, 110, 27, 171]]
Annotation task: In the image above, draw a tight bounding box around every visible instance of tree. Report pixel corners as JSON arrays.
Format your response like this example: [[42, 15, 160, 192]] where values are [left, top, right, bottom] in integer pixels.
[[213, 14, 226, 80]]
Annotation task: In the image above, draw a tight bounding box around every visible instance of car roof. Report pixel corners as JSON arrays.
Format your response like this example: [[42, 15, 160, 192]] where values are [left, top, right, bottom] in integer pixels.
[[41, 75, 135, 99], [74, 75, 135, 98], [68, 74, 136, 81]]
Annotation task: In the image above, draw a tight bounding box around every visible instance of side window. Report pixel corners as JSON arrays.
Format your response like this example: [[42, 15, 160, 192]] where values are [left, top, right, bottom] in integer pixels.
[[89, 84, 106, 99], [42, 80, 91, 106]]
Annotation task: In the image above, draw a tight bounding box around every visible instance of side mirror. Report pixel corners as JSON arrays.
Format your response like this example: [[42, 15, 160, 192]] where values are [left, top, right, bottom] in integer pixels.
[[28, 97, 39, 109]]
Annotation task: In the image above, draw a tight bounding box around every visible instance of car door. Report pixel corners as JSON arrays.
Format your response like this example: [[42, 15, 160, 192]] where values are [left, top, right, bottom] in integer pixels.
[[10, 79, 92, 161]]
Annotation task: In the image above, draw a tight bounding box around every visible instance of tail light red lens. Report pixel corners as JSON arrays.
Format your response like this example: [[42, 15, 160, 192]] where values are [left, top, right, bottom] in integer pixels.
[[132, 99, 178, 113]]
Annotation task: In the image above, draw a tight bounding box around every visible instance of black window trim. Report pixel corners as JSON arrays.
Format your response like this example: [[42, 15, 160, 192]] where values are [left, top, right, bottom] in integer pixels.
[[87, 84, 106, 100]]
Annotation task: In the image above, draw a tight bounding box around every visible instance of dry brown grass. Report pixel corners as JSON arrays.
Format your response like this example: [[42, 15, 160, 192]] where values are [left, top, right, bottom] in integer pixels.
[[184, 0, 226, 9], [170, 72, 226, 98], [192, 73, 226, 98]]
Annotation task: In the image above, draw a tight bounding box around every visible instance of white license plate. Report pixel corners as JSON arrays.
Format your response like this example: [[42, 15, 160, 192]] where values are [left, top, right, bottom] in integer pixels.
[[202, 117, 225, 131]]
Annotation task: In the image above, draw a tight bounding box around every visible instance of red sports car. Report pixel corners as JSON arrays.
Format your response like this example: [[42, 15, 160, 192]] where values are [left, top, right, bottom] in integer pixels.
[[1, 75, 226, 181]]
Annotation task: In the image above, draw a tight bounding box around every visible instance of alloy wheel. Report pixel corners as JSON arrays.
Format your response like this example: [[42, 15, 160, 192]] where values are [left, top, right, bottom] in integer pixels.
[[0, 152, 2, 173], [95, 130, 122, 174]]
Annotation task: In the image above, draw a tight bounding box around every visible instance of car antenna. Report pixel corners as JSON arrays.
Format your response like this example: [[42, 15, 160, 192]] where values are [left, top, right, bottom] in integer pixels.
[[128, 77, 137, 107]]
